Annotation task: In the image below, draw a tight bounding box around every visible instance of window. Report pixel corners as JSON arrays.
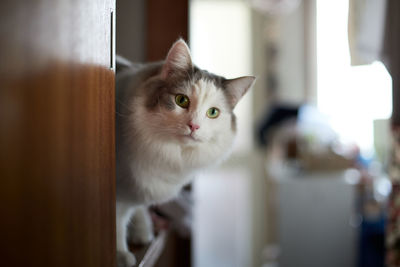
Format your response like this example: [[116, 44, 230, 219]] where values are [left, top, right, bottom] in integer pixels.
[[316, 0, 392, 157]]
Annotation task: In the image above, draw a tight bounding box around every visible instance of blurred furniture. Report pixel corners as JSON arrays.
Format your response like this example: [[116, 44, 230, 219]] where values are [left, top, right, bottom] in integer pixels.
[[269, 170, 359, 267], [383, 1, 400, 265], [387, 128, 400, 265]]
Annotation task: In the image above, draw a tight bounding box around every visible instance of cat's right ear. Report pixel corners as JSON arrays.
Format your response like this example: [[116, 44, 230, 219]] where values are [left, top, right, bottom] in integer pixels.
[[161, 39, 193, 80], [224, 76, 256, 108]]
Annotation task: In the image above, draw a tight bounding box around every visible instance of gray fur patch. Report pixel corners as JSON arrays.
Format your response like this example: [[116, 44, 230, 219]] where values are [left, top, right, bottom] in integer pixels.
[[191, 66, 226, 90], [160, 94, 176, 110], [191, 67, 238, 111], [144, 79, 167, 110]]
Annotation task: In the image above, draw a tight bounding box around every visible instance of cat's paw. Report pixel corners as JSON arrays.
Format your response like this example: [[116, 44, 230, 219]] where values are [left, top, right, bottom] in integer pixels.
[[117, 251, 136, 267], [128, 227, 154, 245], [128, 207, 154, 245]]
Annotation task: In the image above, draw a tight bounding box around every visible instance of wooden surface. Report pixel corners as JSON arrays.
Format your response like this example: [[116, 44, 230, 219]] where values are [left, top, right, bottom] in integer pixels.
[[0, 1, 116, 267], [146, 0, 189, 61]]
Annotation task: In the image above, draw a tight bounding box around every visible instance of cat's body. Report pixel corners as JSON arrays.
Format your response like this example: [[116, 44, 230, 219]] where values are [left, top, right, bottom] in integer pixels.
[[115, 40, 255, 267]]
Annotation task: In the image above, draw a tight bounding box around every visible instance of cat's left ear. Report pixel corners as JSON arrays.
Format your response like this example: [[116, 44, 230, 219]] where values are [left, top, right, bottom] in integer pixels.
[[161, 39, 193, 79], [224, 76, 256, 108]]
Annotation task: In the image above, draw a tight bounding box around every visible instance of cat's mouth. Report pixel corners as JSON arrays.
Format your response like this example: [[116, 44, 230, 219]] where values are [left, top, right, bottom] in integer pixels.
[[179, 134, 202, 143]]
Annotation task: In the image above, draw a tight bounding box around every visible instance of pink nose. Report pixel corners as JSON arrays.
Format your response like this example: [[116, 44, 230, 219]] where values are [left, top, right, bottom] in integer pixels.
[[188, 122, 200, 132]]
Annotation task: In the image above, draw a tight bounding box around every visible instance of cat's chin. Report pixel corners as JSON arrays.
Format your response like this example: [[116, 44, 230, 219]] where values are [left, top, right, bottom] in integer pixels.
[[178, 134, 202, 145]]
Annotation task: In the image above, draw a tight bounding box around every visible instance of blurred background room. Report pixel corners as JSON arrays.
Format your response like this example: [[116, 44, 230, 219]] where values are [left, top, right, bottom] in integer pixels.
[[1, 0, 399, 267], [116, 0, 399, 266]]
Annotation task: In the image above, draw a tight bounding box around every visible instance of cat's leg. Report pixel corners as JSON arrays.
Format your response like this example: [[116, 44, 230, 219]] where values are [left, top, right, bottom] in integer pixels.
[[128, 205, 154, 245], [116, 202, 136, 267]]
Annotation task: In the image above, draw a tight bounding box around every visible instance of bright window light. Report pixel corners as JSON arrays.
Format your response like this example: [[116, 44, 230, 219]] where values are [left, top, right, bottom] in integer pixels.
[[316, 0, 392, 156]]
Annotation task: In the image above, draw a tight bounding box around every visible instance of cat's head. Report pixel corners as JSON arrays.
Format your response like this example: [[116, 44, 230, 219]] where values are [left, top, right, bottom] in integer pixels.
[[137, 39, 254, 162]]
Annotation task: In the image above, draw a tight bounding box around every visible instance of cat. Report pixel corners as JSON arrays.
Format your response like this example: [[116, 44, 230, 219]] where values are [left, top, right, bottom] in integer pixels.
[[115, 39, 255, 267]]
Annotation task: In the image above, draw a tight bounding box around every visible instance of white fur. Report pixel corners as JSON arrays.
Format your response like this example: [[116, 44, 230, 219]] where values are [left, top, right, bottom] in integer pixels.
[[115, 40, 251, 267], [116, 78, 237, 267], [120, 79, 236, 204], [116, 203, 136, 267]]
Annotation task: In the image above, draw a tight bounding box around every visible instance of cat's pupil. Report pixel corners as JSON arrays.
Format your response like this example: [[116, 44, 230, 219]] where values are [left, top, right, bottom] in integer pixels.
[[175, 94, 189, 108]]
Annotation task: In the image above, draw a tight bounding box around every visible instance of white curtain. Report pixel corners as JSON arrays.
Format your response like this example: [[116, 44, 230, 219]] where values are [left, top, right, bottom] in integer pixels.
[[348, 0, 387, 65]]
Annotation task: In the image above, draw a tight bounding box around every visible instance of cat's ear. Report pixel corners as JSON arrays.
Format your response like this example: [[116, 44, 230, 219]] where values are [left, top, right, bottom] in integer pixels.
[[224, 76, 256, 108], [161, 39, 193, 79]]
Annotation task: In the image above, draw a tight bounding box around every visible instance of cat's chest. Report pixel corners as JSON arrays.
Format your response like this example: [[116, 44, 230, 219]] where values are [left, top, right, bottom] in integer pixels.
[[125, 140, 199, 203], [135, 170, 193, 204]]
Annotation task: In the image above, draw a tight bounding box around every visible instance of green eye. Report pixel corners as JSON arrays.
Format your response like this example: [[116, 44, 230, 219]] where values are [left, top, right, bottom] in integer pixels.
[[175, 94, 190, 108], [206, 107, 220, 119]]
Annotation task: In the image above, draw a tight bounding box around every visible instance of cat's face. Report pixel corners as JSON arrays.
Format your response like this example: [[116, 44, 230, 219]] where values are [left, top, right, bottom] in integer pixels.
[[137, 39, 254, 153], [145, 78, 235, 146]]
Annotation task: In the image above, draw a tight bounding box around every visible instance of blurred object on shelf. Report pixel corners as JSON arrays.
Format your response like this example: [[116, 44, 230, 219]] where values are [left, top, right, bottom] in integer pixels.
[[299, 145, 355, 171], [356, 164, 389, 267], [359, 199, 386, 267], [259, 104, 357, 173], [386, 127, 400, 267], [262, 103, 393, 267], [374, 119, 391, 168], [257, 104, 299, 147], [261, 244, 280, 267]]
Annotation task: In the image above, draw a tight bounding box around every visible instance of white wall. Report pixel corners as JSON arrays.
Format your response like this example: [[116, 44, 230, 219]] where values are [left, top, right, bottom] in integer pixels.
[[190, 1, 268, 267]]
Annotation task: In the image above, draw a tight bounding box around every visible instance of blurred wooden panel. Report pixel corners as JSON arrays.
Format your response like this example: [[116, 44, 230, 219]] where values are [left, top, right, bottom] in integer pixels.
[[0, 1, 116, 267], [146, 0, 189, 61]]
